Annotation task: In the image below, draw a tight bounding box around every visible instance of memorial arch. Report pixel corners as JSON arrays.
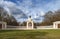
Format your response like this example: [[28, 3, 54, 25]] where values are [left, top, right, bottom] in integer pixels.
[[26, 16, 34, 29]]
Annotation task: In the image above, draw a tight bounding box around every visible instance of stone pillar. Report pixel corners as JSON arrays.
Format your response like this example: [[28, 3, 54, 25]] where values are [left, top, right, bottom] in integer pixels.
[[53, 23, 56, 29], [55, 23, 58, 29], [5, 23, 7, 29], [53, 22, 58, 29], [2, 22, 7, 29], [27, 22, 28, 29], [32, 22, 34, 29]]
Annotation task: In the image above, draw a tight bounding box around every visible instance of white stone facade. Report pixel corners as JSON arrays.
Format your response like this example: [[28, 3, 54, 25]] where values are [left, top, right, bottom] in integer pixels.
[[26, 17, 34, 29], [0, 21, 7, 29], [53, 21, 60, 29]]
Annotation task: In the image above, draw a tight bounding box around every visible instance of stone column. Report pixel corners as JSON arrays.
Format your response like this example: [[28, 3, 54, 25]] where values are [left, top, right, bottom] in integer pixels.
[[55, 23, 58, 29], [53, 22, 58, 29], [32, 22, 34, 29], [5, 23, 7, 29], [53, 23, 56, 29], [27, 22, 28, 29], [2, 22, 7, 29]]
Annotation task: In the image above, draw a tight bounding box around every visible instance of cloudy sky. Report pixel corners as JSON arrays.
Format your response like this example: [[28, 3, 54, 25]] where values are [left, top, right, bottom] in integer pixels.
[[0, 0, 60, 22]]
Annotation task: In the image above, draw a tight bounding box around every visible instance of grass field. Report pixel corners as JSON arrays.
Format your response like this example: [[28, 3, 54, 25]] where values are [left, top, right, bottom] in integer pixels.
[[0, 29, 60, 39]]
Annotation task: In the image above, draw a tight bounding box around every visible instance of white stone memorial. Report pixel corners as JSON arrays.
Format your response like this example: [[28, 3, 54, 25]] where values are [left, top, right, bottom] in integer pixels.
[[26, 16, 34, 29], [53, 21, 60, 29], [0, 21, 7, 29]]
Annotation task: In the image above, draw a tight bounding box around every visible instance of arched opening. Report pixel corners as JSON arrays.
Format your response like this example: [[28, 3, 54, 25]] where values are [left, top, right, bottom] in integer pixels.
[[28, 22, 32, 26], [28, 22, 32, 28], [27, 21, 34, 29]]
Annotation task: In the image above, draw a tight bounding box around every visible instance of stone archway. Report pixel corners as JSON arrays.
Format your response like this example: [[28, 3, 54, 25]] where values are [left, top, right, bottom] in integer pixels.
[[27, 21, 34, 29], [0, 21, 7, 29], [26, 16, 34, 29]]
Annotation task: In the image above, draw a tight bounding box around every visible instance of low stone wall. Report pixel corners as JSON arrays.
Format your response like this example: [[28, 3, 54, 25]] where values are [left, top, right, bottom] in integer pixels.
[[36, 25, 53, 29], [4, 25, 54, 30]]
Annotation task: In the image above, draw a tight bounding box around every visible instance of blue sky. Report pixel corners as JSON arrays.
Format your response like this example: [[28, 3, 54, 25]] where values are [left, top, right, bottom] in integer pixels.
[[0, 0, 60, 22]]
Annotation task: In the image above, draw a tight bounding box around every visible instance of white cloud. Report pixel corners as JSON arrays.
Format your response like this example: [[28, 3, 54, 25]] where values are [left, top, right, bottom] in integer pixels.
[[3, 6, 11, 16], [44, 0, 60, 11], [0, 0, 17, 16]]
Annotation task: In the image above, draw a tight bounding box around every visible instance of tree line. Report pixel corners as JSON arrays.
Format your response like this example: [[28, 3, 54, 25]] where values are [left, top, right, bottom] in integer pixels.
[[40, 9, 60, 26], [0, 7, 19, 26]]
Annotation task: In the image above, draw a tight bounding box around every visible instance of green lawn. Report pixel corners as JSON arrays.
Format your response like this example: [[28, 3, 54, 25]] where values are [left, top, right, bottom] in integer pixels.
[[0, 29, 60, 39]]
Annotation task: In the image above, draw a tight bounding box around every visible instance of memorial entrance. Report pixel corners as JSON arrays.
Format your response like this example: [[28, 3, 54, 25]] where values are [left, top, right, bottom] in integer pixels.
[[27, 16, 34, 29]]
